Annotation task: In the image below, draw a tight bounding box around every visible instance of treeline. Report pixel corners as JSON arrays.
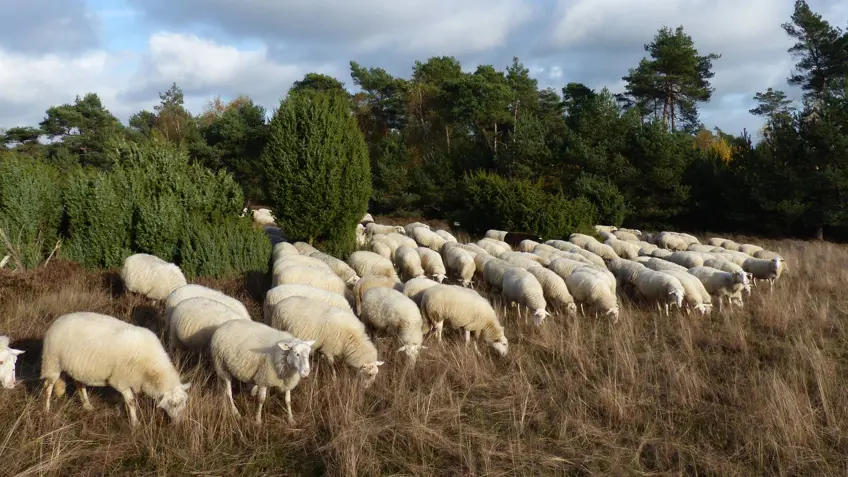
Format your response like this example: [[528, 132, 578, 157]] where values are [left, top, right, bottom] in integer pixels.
[[3, 0, 848, 248]]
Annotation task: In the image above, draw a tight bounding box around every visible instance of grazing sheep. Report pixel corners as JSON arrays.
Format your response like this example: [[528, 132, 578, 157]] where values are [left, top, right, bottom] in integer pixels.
[[517, 240, 540, 253], [273, 265, 347, 295], [348, 251, 400, 281], [292, 242, 319, 256], [419, 285, 508, 356], [635, 256, 688, 273], [632, 269, 685, 316], [685, 244, 715, 253], [501, 267, 550, 325], [607, 258, 649, 291], [387, 232, 418, 251], [370, 240, 392, 259], [499, 251, 545, 269], [442, 246, 476, 286], [404, 222, 430, 236], [476, 238, 510, 256], [168, 297, 250, 353], [482, 257, 515, 290], [569, 248, 607, 268], [459, 242, 489, 256], [569, 233, 598, 248], [0, 336, 24, 389], [402, 276, 440, 305], [361, 213, 374, 224], [273, 242, 300, 261], [484, 229, 508, 241], [395, 246, 426, 281], [547, 257, 593, 281], [473, 253, 497, 281], [687, 266, 748, 310], [707, 237, 727, 247], [545, 239, 582, 253], [410, 228, 447, 251], [417, 247, 447, 282], [720, 240, 741, 251], [366, 223, 405, 237], [353, 276, 403, 315], [41, 312, 190, 427], [270, 297, 384, 387], [742, 257, 784, 289], [738, 244, 764, 256], [613, 230, 640, 242], [252, 209, 276, 226], [211, 320, 315, 424], [526, 266, 577, 316], [264, 284, 352, 322], [164, 284, 251, 323], [657, 234, 688, 251], [595, 225, 618, 234], [564, 269, 620, 321], [753, 249, 783, 261], [574, 266, 617, 295], [272, 255, 333, 275], [120, 253, 187, 301], [657, 269, 712, 315], [605, 238, 640, 260], [309, 251, 360, 284], [667, 251, 715, 269], [360, 287, 426, 362], [434, 229, 458, 243], [356, 224, 368, 247]]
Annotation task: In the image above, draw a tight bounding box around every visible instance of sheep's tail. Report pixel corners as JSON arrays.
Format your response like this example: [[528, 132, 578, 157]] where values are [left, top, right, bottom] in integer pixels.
[[52, 377, 67, 398]]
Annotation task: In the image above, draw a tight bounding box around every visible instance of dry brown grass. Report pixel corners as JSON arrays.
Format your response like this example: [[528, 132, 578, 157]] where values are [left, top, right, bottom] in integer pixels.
[[1, 237, 847, 476]]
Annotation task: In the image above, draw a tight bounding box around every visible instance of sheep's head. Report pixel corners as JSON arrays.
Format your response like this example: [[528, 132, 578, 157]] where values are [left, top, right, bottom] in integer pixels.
[[693, 303, 710, 315], [0, 337, 24, 389], [278, 339, 316, 379], [532, 308, 550, 326], [566, 302, 578, 317], [433, 273, 447, 283], [731, 296, 745, 307], [158, 382, 191, 423], [359, 361, 384, 388], [490, 335, 509, 357], [397, 343, 426, 362], [605, 307, 620, 324], [669, 288, 685, 308], [770, 257, 784, 272], [732, 271, 748, 285], [394, 226, 406, 234]]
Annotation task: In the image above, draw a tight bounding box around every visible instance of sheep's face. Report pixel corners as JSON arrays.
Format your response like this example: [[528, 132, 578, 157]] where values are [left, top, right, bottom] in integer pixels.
[[490, 336, 509, 357], [397, 344, 425, 362], [732, 271, 748, 285], [669, 289, 685, 308], [279, 339, 316, 378], [433, 274, 447, 283], [0, 342, 24, 389], [566, 302, 578, 317], [359, 361, 384, 388], [394, 226, 406, 234], [532, 309, 549, 326], [693, 303, 709, 315], [158, 383, 190, 422]]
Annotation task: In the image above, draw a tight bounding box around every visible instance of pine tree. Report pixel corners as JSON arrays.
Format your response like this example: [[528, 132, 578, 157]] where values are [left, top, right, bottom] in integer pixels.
[[259, 87, 371, 254]]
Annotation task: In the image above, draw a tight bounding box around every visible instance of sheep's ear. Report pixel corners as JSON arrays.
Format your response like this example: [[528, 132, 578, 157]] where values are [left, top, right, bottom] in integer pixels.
[[277, 342, 292, 351], [9, 348, 23, 355], [181, 382, 191, 391], [396, 345, 408, 353], [375, 361, 385, 366], [304, 340, 316, 348]]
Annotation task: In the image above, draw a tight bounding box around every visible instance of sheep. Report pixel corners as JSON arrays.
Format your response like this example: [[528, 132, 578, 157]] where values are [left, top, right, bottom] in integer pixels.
[[459, 242, 489, 256], [402, 276, 440, 305], [387, 232, 418, 251], [573, 265, 617, 295], [526, 266, 577, 316], [365, 223, 405, 236], [657, 269, 712, 315], [597, 230, 614, 241], [270, 297, 384, 387], [442, 246, 476, 286], [702, 258, 754, 289], [273, 242, 300, 261], [607, 258, 648, 291], [484, 229, 508, 241], [360, 287, 426, 362], [292, 242, 319, 256], [595, 225, 618, 234], [353, 275, 403, 315], [361, 213, 374, 224], [252, 209, 276, 226], [273, 265, 347, 295], [404, 222, 430, 236], [617, 227, 643, 239], [738, 244, 764, 256], [686, 244, 717, 253], [309, 251, 360, 284], [0, 336, 24, 389], [476, 238, 510, 256], [720, 240, 741, 251], [395, 245, 426, 281], [604, 238, 640, 260], [499, 251, 544, 269], [569, 233, 598, 248], [547, 257, 594, 280], [657, 234, 688, 251], [713, 250, 754, 267], [667, 251, 714, 269], [753, 249, 783, 261], [517, 240, 540, 253], [356, 224, 368, 247], [742, 257, 785, 290], [264, 284, 352, 322], [687, 266, 748, 311], [482, 257, 515, 290], [503, 232, 543, 248], [564, 269, 619, 321], [634, 256, 689, 273], [544, 239, 583, 253], [707, 237, 727, 247], [210, 320, 315, 424], [120, 253, 187, 301], [474, 253, 497, 280], [348, 250, 400, 281], [501, 267, 550, 325], [272, 254, 333, 275], [168, 297, 249, 353], [417, 247, 447, 282], [650, 248, 675, 259], [41, 312, 190, 428], [419, 285, 508, 356], [568, 248, 607, 268], [370, 240, 392, 259], [434, 229, 458, 243], [632, 269, 685, 316], [613, 230, 640, 242], [164, 285, 251, 324]]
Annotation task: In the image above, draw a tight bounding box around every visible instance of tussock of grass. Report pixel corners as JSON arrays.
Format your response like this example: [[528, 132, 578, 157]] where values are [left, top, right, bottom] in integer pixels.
[[0, 238, 846, 476]]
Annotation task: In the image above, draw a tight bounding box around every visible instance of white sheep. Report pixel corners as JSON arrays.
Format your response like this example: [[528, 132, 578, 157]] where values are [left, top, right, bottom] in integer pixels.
[[419, 285, 508, 356], [442, 246, 476, 286], [687, 266, 748, 310], [348, 250, 400, 281], [526, 266, 577, 316], [459, 243, 489, 256], [607, 258, 648, 290], [635, 256, 688, 273], [604, 238, 640, 260], [164, 284, 251, 322], [474, 253, 497, 281], [568, 233, 598, 248], [365, 223, 405, 237], [657, 269, 712, 315], [564, 269, 620, 321], [482, 257, 515, 290], [498, 251, 544, 269], [394, 245, 426, 281], [742, 257, 784, 290], [360, 287, 426, 362], [252, 209, 276, 226], [272, 254, 333, 275], [613, 230, 640, 242], [370, 240, 392, 259], [657, 233, 688, 251], [707, 237, 727, 247], [210, 319, 315, 424], [720, 240, 741, 251], [361, 213, 374, 224], [293, 242, 319, 256], [264, 284, 352, 322], [686, 244, 716, 253], [120, 253, 187, 301], [667, 251, 714, 269], [273, 265, 347, 295], [594, 225, 618, 233], [417, 247, 447, 282], [517, 239, 540, 253], [501, 267, 550, 325], [356, 223, 368, 247], [738, 244, 764, 256], [484, 229, 508, 241], [476, 238, 510, 256], [353, 275, 403, 315], [402, 276, 440, 305], [41, 312, 190, 427], [387, 232, 418, 251], [404, 222, 430, 236], [632, 269, 685, 316], [0, 336, 24, 389], [547, 257, 593, 280], [270, 296, 384, 387], [434, 229, 458, 243], [410, 227, 447, 251], [272, 242, 300, 261], [309, 251, 360, 284], [168, 297, 250, 352]]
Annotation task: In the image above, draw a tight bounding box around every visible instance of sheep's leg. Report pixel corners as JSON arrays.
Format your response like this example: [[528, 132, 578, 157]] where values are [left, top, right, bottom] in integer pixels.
[[223, 377, 240, 417], [254, 386, 267, 424], [770, 279, 775, 292], [76, 381, 94, 411], [119, 388, 139, 428], [43, 378, 56, 412], [435, 321, 444, 342], [284, 389, 294, 425], [464, 329, 471, 345], [326, 355, 337, 381], [250, 385, 259, 397], [579, 303, 585, 316]]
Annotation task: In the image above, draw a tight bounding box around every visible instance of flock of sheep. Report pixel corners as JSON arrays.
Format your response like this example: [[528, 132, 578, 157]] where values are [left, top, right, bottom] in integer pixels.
[[0, 208, 788, 429]]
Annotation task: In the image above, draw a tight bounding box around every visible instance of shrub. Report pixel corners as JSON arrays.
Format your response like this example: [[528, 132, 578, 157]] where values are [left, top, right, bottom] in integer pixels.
[[0, 154, 64, 269], [259, 88, 371, 256], [570, 173, 630, 226], [459, 170, 598, 239], [180, 216, 270, 280]]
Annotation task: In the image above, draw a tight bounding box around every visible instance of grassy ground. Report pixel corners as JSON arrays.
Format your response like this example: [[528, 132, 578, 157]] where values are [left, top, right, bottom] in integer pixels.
[[0, 236, 846, 476]]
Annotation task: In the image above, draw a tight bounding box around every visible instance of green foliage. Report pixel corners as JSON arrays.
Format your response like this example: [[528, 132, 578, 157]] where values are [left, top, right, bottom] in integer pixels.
[[180, 216, 270, 280], [39, 93, 125, 168], [260, 88, 371, 255], [459, 170, 598, 239], [0, 154, 64, 269], [570, 173, 630, 227]]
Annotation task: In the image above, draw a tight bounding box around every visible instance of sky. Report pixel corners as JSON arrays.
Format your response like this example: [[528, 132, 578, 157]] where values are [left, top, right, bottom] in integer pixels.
[[1, 0, 846, 139]]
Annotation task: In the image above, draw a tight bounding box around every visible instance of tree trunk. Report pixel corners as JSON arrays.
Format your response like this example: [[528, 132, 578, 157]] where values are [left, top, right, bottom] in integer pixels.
[[445, 125, 450, 151], [494, 121, 498, 153], [815, 225, 824, 241]]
